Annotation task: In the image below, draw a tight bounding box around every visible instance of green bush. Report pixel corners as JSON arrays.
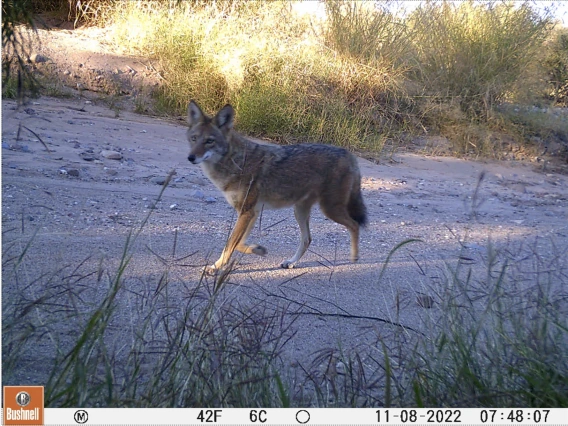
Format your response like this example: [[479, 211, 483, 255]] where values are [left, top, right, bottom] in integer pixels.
[[409, 1, 553, 120], [2, 0, 41, 99], [543, 28, 568, 106], [324, 1, 412, 69], [17, 0, 563, 157], [109, 1, 406, 150]]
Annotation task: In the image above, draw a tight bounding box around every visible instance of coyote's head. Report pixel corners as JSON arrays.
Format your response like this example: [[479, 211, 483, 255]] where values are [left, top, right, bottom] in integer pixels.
[[186, 101, 234, 165]]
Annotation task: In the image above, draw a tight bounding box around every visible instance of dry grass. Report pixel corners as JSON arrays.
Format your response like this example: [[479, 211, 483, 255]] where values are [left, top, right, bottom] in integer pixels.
[[7, 1, 564, 158], [103, 0, 559, 158]]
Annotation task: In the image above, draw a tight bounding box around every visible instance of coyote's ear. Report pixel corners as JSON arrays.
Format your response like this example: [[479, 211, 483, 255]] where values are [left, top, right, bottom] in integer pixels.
[[188, 100, 205, 126], [214, 104, 234, 130]]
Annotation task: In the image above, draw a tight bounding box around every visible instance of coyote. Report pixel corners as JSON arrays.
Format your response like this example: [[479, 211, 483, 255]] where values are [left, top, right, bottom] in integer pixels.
[[186, 101, 367, 273]]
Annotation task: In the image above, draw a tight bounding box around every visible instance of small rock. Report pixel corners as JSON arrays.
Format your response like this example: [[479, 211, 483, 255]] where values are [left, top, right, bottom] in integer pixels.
[[187, 176, 206, 186], [169, 203, 178, 210], [67, 169, 80, 177], [150, 176, 167, 185], [29, 53, 48, 63], [189, 189, 216, 203], [80, 152, 96, 161], [191, 189, 205, 199], [11, 144, 31, 153], [101, 150, 122, 160]]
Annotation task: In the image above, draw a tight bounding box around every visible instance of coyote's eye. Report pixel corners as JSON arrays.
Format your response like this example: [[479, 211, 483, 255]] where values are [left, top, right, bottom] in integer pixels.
[[205, 138, 215, 147]]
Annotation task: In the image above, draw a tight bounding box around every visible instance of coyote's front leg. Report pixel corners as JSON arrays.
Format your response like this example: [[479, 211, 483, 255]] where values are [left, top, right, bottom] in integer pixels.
[[235, 210, 267, 257], [206, 209, 264, 275]]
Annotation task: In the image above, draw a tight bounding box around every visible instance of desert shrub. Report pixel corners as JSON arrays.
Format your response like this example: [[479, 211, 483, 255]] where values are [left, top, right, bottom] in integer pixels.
[[108, 1, 411, 151], [543, 27, 568, 106], [409, 1, 553, 121], [67, 0, 115, 26], [324, 1, 412, 68], [2, 0, 41, 99], [13, 0, 563, 158]]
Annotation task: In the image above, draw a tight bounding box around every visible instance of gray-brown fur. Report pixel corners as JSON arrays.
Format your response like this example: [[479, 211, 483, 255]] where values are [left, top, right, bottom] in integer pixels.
[[186, 101, 367, 273]]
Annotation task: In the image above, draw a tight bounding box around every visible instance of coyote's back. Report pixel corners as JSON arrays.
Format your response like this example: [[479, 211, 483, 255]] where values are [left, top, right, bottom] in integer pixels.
[[186, 100, 367, 273]]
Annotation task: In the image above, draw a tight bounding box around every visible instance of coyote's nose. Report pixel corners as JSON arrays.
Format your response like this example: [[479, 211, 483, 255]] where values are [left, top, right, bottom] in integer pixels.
[[188, 154, 196, 163]]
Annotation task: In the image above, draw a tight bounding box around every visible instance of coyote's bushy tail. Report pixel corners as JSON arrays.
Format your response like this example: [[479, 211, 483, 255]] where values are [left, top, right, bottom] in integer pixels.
[[348, 182, 367, 227]]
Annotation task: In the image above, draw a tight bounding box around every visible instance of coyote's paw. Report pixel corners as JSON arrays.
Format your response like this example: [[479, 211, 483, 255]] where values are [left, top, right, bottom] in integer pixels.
[[237, 244, 267, 256], [251, 244, 267, 256], [280, 260, 296, 269], [203, 265, 218, 276]]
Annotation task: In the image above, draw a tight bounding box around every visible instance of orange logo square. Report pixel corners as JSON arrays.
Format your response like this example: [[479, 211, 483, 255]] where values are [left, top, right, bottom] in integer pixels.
[[3, 386, 44, 425]]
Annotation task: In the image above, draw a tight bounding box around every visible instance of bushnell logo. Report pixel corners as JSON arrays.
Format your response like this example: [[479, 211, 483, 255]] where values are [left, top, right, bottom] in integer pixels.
[[3, 386, 44, 425]]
